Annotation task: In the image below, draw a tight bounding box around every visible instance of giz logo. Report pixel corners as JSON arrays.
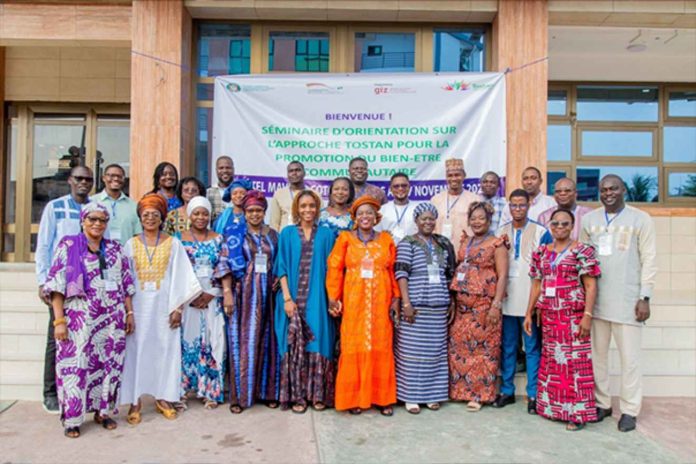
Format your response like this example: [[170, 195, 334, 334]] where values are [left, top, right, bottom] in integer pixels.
[[374, 87, 389, 95]]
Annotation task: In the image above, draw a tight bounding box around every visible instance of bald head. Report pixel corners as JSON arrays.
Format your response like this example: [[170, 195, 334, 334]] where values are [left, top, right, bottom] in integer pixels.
[[599, 174, 626, 212], [553, 177, 577, 209]]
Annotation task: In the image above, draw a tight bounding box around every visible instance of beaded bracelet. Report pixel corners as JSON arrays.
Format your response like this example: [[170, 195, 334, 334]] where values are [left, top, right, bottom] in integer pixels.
[[53, 317, 66, 327]]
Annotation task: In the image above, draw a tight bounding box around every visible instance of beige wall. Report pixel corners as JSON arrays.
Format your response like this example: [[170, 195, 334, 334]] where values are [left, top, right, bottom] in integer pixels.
[[4, 46, 131, 102]]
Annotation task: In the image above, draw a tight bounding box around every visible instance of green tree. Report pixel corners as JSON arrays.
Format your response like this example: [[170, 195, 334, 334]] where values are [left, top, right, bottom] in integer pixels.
[[680, 174, 696, 197], [625, 174, 657, 202]]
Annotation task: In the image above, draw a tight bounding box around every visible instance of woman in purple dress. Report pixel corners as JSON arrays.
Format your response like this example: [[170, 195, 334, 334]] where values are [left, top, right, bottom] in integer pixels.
[[44, 203, 136, 438]]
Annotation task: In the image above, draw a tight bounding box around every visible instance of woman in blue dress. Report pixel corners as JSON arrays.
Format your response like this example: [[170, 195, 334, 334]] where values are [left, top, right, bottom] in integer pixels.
[[318, 177, 354, 236], [275, 190, 336, 413], [214, 178, 253, 245], [178, 197, 233, 409]]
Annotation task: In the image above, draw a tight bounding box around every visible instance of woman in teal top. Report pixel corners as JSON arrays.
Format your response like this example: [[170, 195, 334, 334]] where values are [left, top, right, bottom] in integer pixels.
[[274, 189, 337, 413]]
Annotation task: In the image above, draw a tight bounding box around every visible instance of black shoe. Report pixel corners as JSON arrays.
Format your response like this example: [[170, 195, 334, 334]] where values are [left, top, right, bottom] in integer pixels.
[[618, 414, 637, 432], [527, 399, 537, 415], [492, 394, 515, 408], [595, 406, 613, 422], [43, 396, 60, 415]]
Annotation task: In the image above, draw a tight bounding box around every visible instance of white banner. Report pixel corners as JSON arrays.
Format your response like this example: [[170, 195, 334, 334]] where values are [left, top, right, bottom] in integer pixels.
[[213, 73, 506, 200]]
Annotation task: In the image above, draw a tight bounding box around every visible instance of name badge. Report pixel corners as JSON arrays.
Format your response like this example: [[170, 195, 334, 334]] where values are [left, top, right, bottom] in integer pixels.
[[442, 223, 453, 240], [544, 285, 556, 297], [361, 257, 374, 279], [456, 272, 466, 282], [196, 266, 212, 278], [143, 281, 157, 292], [255, 253, 268, 274], [105, 280, 118, 291], [392, 226, 405, 242], [427, 264, 440, 284], [598, 233, 613, 256]]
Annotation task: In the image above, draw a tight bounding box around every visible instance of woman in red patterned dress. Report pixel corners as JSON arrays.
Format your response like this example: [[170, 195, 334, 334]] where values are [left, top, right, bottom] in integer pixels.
[[449, 202, 509, 411], [524, 209, 600, 431]]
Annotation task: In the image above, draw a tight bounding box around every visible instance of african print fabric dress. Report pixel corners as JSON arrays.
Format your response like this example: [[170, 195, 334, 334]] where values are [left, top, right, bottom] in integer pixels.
[[326, 231, 400, 410], [318, 209, 353, 237], [530, 243, 600, 424], [43, 236, 135, 427], [164, 207, 190, 235], [274, 225, 337, 408], [180, 234, 231, 403], [393, 234, 454, 404], [448, 235, 509, 403], [227, 227, 281, 408]]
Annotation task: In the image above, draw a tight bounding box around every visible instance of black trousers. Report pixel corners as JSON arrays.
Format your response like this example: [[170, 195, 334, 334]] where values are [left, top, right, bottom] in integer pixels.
[[43, 306, 57, 400]]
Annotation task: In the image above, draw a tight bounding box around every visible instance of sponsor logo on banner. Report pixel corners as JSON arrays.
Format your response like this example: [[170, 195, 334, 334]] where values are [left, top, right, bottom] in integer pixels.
[[226, 82, 273, 93], [226, 83, 242, 92], [306, 83, 344, 95], [442, 81, 470, 91], [373, 83, 416, 95]]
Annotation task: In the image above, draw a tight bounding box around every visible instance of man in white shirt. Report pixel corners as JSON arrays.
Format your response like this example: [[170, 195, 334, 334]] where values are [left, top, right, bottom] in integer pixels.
[[206, 156, 235, 224], [580, 174, 657, 433], [36, 165, 94, 414], [431, 158, 481, 248], [494, 189, 550, 413], [375, 173, 417, 244], [270, 161, 306, 231], [501, 166, 557, 224]]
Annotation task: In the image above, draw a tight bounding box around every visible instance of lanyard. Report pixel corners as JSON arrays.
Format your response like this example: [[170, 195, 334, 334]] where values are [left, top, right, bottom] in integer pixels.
[[418, 234, 437, 264], [393, 202, 410, 226], [512, 221, 528, 260], [142, 231, 161, 267], [465, 236, 485, 262], [446, 193, 462, 220], [604, 208, 624, 228], [109, 198, 118, 219], [550, 242, 572, 273]]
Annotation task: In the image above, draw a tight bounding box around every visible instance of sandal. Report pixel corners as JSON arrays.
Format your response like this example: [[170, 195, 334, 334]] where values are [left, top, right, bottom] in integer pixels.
[[349, 408, 362, 415], [405, 403, 421, 414], [313, 402, 327, 411], [265, 401, 280, 409], [292, 403, 308, 414], [426, 403, 441, 411], [229, 404, 243, 414], [126, 405, 142, 425], [379, 406, 394, 417], [94, 413, 118, 430], [566, 422, 586, 432], [174, 397, 188, 412], [466, 401, 482, 412], [203, 399, 218, 410], [155, 400, 178, 420], [64, 426, 80, 438]]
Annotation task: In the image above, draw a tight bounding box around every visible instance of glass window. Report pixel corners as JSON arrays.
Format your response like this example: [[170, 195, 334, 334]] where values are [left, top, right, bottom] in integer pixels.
[[433, 28, 484, 72], [355, 32, 414, 72], [664, 126, 696, 163], [548, 125, 571, 161], [196, 83, 214, 100], [576, 166, 659, 203], [198, 24, 251, 77], [668, 172, 696, 198], [31, 123, 87, 223], [195, 107, 213, 186], [4, 117, 17, 225], [581, 130, 653, 157], [577, 86, 658, 122], [547, 170, 568, 195], [96, 124, 131, 194], [269, 32, 329, 72], [668, 91, 696, 118], [547, 89, 567, 116]]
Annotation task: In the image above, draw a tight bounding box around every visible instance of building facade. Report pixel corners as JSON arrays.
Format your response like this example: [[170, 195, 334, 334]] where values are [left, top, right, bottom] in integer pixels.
[[0, 0, 694, 399]]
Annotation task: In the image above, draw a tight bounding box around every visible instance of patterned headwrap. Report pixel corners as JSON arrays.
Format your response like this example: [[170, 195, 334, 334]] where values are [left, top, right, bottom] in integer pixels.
[[186, 196, 212, 218], [137, 193, 168, 220], [413, 202, 438, 221], [80, 202, 110, 223], [350, 195, 382, 225], [242, 189, 268, 211], [445, 157, 465, 173], [222, 178, 253, 203]]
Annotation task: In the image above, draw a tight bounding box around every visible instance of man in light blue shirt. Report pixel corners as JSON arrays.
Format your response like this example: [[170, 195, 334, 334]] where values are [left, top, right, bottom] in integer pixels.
[[35, 165, 94, 414], [91, 163, 141, 244]]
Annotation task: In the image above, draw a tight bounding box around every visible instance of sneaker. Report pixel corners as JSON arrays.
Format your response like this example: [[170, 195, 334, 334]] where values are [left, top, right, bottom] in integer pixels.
[[42, 397, 60, 415], [618, 414, 637, 432]]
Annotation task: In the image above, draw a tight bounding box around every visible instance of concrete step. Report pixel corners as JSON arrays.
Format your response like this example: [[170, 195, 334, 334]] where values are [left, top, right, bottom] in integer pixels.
[[0, 265, 38, 292], [0, 291, 46, 312]]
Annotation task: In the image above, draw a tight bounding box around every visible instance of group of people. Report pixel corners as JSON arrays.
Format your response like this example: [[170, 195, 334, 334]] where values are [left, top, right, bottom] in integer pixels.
[[36, 155, 656, 439]]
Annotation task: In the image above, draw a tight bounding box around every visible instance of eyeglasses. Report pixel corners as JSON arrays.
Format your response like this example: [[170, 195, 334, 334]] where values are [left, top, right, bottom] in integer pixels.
[[72, 176, 94, 183], [84, 216, 107, 224], [550, 220, 572, 228], [509, 204, 528, 210]]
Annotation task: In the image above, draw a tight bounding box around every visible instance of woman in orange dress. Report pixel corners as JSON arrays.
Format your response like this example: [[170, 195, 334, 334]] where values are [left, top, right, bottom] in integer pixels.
[[326, 195, 401, 416], [449, 202, 509, 411]]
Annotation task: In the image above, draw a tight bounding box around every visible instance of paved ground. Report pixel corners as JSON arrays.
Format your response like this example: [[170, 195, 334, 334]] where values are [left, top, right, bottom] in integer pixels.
[[0, 397, 693, 463]]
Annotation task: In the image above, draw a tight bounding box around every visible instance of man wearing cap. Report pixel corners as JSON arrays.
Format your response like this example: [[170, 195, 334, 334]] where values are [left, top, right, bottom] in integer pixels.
[[430, 158, 481, 248]]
